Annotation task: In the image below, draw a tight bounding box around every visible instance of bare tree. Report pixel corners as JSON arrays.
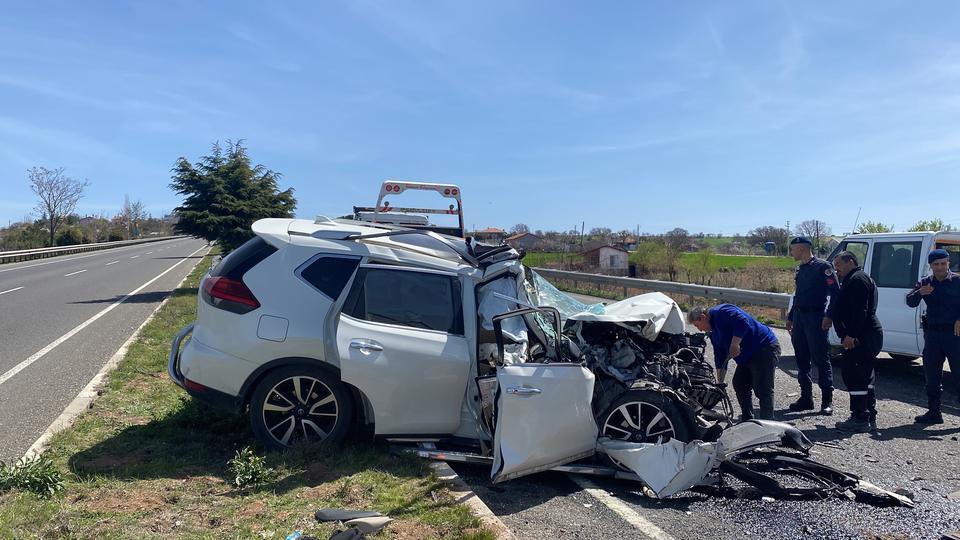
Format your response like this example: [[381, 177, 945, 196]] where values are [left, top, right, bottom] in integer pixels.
[[794, 219, 832, 253], [664, 227, 691, 251], [510, 223, 530, 235], [29, 167, 89, 247], [121, 195, 147, 239]]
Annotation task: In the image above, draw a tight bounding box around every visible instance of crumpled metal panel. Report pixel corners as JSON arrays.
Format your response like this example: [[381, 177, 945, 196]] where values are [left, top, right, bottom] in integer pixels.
[[597, 437, 721, 498]]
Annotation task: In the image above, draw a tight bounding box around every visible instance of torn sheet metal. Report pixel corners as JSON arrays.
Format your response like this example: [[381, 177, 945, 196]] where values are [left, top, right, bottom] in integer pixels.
[[597, 437, 721, 498], [569, 292, 687, 341], [717, 419, 813, 456]]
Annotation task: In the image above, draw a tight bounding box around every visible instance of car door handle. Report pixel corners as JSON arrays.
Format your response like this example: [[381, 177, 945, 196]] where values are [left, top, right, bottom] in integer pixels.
[[350, 340, 383, 352], [505, 386, 541, 396]]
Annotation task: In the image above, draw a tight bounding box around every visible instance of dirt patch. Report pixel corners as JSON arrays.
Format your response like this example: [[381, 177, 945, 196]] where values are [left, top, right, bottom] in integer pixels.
[[300, 482, 339, 501], [388, 519, 440, 539], [81, 489, 166, 513], [237, 500, 267, 518], [336, 481, 373, 507], [304, 461, 338, 484]]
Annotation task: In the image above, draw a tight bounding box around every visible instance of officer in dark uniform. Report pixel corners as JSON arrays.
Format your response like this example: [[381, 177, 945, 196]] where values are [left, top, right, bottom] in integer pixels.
[[907, 248, 960, 424], [786, 236, 840, 415], [831, 250, 883, 432]]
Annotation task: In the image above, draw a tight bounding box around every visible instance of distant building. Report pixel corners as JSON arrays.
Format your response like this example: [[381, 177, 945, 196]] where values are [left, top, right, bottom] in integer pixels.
[[616, 235, 638, 251], [471, 227, 507, 244], [582, 241, 629, 272], [505, 232, 541, 251]]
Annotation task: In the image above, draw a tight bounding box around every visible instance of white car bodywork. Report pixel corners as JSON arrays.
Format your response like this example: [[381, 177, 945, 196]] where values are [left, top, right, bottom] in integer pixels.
[[172, 217, 697, 481]]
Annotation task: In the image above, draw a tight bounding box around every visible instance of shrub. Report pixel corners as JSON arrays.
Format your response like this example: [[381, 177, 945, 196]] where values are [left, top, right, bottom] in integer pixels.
[[227, 446, 278, 489], [0, 455, 65, 498]]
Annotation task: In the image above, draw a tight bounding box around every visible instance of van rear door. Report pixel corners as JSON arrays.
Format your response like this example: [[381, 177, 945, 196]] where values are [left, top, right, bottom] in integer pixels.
[[866, 236, 925, 356]]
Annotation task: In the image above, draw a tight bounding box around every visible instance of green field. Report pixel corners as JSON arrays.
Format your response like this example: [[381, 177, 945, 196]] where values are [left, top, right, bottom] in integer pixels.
[[524, 250, 794, 271]]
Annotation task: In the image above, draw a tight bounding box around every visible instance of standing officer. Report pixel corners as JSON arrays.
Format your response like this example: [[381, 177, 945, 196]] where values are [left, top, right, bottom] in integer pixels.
[[831, 251, 883, 432], [688, 305, 780, 421], [907, 248, 960, 424], [786, 236, 840, 415]]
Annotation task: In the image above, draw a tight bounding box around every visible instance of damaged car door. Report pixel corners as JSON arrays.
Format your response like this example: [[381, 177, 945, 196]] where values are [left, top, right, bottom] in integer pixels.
[[490, 308, 599, 483]]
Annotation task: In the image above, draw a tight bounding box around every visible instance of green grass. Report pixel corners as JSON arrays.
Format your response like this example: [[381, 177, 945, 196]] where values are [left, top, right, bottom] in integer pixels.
[[678, 253, 796, 271], [522, 251, 583, 267], [0, 249, 491, 540]]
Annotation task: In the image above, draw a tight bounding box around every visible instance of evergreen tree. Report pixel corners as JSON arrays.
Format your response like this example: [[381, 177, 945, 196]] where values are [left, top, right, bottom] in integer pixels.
[[170, 140, 296, 252]]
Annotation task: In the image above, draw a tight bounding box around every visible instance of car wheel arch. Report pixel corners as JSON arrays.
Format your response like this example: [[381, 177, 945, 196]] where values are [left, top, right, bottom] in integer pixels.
[[239, 357, 372, 426]]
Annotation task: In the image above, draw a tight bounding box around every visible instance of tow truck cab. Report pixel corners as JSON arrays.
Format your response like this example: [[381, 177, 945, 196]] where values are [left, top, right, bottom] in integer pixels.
[[827, 231, 960, 358]]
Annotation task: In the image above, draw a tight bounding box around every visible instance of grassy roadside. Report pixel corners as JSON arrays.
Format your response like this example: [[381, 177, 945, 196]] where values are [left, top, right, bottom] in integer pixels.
[[0, 250, 492, 539]]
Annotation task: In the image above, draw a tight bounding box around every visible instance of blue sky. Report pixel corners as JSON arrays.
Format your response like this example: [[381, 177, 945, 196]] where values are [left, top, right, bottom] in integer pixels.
[[1, 1, 959, 235]]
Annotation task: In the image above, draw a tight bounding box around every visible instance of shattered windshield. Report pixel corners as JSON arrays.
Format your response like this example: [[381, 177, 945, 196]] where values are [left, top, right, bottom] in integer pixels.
[[527, 270, 605, 321]]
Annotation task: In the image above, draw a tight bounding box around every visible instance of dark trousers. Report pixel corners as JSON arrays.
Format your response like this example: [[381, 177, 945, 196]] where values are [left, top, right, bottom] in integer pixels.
[[922, 331, 960, 411], [732, 342, 780, 420], [840, 331, 882, 421], [791, 312, 833, 400]]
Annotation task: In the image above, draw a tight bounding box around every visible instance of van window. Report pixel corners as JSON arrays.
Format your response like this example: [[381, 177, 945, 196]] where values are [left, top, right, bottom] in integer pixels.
[[299, 256, 360, 299], [934, 243, 960, 272], [871, 242, 921, 288], [831, 241, 869, 267], [343, 268, 464, 334]]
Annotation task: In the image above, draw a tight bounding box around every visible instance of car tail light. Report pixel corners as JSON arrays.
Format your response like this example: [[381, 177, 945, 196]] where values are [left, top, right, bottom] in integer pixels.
[[201, 276, 260, 314]]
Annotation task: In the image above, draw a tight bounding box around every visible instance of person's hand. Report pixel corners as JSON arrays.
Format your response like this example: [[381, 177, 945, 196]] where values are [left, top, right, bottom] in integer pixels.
[[786, 320, 793, 334], [842, 336, 857, 349], [919, 283, 935, 296], [729, 342, 741, 359], [821, 317, 832, 331], [955, 320, 960, 337]]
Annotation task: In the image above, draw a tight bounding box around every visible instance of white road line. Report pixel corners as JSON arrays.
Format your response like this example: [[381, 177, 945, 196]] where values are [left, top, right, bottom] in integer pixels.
[[105, 261, 119, 266], [63, 269, 87, 277], [0, 244, 207, 388], [0, 286, 24, 295], [0, 239, 188, 274], [570, 476, 676, 540], [130, 255, 139, 259]]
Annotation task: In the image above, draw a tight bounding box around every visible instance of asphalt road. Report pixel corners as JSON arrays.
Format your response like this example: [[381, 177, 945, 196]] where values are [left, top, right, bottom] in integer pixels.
[[0, 237, 209, 462], [454, 293, 960, 540]]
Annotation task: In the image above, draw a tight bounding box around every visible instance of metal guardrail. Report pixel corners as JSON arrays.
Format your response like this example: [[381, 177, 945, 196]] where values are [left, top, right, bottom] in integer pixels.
[[533, 268, 791, 317], [0, 236, 189, 264]]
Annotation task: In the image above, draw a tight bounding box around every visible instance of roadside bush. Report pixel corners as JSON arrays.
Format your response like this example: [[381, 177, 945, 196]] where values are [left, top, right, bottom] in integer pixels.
[[55, 226, 86, 246], [228, 446, 278, 489], [0, 455, 65, 498]]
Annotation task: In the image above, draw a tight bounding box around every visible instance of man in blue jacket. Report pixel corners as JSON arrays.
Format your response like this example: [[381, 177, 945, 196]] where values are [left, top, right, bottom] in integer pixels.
[[689, 304, 781, 421], [906, 248, 960, 424]]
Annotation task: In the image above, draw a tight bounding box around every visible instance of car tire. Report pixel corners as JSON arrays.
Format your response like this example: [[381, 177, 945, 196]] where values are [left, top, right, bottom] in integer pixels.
[[597, 388, 693, 471], [249, 365, 353, 451]]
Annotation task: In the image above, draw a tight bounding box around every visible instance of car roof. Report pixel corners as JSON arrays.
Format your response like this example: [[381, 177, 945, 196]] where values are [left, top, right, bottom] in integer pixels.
[[252, 217, 477, 273]]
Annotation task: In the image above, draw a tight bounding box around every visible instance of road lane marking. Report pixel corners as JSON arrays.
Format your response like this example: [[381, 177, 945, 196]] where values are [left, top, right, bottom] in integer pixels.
[[105, 261, 119, 266], [0, 239, 190, 274], [0, 286, 24, 295], [63, 269, 87, 277], [0, 244, 207, 389], [130, 255, 139, 259], [570, 476, 675, 540], [145, 251, 153, 255]]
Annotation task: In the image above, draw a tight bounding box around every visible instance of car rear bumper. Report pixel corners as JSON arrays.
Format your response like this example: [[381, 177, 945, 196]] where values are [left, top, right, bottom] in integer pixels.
[[169, 322, 245, 414]]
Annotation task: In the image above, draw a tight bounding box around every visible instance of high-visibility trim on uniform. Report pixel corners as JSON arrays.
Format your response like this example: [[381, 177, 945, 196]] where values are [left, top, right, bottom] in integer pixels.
[[848, 390, 870, 395]]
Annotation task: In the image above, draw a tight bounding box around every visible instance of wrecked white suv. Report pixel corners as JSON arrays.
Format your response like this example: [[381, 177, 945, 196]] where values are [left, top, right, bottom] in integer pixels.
[[169, 216, 730, 482]]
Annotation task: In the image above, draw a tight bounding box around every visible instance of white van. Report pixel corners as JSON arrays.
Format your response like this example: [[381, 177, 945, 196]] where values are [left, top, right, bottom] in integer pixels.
[[827, 231, 960, 360]]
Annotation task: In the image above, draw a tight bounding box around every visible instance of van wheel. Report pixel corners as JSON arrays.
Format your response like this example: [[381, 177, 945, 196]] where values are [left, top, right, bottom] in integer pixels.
[[250, 366, 353, 451], [889, 354, 919, 362], [598, 389, 692, 470]]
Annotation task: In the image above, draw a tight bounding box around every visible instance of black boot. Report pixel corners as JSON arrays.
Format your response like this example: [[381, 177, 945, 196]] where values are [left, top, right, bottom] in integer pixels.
[[915, 409, 944, 424], [820, 390, 833, 416], [836, 416, 870, 432], [789, 396, 814, 412]]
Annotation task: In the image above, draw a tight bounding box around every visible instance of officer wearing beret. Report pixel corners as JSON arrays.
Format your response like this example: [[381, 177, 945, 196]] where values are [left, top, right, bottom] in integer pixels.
[[831, 250, 883, 432], [786, 236, 840, 415], [907, 248, 960, 424]]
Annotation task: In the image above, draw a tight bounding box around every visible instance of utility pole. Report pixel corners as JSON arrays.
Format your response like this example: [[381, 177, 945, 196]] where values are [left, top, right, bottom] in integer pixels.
[[580, 221, 585, 249]]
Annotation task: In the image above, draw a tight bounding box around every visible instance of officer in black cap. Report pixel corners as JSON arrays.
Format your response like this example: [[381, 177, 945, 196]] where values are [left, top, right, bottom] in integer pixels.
[[907, 248, 960, 424], [831, 250, 883, 432], [786, 236, 840, 415]]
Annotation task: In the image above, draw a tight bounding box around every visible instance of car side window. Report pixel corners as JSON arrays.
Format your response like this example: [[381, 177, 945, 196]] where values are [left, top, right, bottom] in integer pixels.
[[870, 242, 921, 288], [935, 243, 960, 272], [343, 268, 464, 335], [299, 256, 360, 299], [832, 241, 869, 267]]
